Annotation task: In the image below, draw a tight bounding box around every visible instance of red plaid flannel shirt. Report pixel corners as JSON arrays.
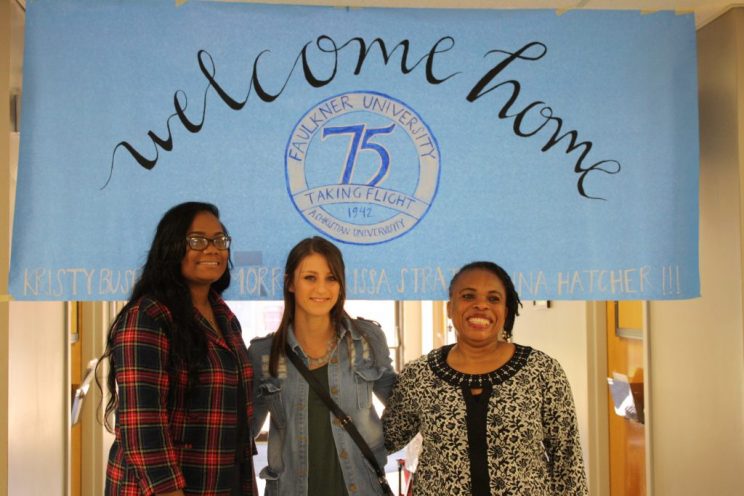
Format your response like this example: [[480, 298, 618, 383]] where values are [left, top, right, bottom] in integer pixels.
[[105, 294, 257, 495]]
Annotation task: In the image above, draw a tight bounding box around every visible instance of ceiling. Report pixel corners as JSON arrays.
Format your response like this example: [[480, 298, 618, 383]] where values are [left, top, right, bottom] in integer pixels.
[[10, 0, 743, 27], [215, 1, 739, 28], [8, 0, 743, 96], [216, 1, 738, 28]]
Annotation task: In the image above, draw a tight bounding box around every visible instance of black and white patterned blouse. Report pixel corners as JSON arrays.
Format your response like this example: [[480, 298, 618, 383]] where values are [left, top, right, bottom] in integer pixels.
[[383, 344, 588, 496]]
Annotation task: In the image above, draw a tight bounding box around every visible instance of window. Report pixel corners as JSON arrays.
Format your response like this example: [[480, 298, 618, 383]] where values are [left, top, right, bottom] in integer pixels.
[[228, 300, 398, 351], [228, 300, 284, 342]]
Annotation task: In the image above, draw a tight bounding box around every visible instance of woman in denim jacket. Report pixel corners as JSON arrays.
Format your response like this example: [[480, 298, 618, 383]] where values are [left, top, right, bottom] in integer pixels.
[[248, 236, 397, 495]]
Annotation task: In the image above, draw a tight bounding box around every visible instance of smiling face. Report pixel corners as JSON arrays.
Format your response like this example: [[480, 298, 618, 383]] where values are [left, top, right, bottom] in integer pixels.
[[447, 268, 508, 348], [290, 252, 341, 321], [180, 211, 229, 292]]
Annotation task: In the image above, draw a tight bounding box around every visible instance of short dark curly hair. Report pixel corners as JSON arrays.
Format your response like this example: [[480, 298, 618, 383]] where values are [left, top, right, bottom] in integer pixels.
[[448, 261, 522, 340]]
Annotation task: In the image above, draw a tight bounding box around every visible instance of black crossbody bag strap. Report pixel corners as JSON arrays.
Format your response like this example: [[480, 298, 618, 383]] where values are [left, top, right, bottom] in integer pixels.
[[285, 344, 394, 496]]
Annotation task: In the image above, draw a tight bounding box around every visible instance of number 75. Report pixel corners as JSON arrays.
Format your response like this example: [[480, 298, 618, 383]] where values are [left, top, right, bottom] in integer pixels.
[[322, 123, 396, 186]]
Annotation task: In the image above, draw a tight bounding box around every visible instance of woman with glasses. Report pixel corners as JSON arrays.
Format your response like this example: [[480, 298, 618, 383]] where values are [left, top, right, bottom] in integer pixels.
[[248, 236, 397, 495], [98, 202, 258, 496]]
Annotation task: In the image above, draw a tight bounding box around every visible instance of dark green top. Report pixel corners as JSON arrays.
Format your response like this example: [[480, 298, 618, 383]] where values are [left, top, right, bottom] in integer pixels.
[[307, 364, 349, 496]]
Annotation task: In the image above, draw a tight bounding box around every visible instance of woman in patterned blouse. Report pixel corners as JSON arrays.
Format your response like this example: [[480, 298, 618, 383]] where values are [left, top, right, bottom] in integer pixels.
[[383, 261, 588, 495], [98, 202, 258, 496]]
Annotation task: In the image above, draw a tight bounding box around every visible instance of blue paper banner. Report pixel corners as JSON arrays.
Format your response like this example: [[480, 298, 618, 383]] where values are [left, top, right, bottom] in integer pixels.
[[10, 0, 700, 301]]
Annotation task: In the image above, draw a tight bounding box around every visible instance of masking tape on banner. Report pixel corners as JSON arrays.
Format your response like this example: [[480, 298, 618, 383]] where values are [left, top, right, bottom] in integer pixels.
[[556, 0, 591, 15]]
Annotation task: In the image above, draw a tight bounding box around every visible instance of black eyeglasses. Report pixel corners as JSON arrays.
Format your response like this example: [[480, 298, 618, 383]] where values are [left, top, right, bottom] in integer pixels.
[[186, 235, 231, 251]]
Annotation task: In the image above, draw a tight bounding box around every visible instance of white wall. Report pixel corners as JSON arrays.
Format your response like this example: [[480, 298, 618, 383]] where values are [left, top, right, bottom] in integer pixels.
[[1, 0, 12, 492], [513, 300, 608, 495], [647, 9, 744, 496], [8, 302, 67, 495], [3, 6, 67, 493], [514, 301, 590, 459]]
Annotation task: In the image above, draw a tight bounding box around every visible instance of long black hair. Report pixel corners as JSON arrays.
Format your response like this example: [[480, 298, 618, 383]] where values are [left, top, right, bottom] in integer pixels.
[[97, 201, 231, 431], [448, 261, 522, 341], [269, 236, 350, 376]]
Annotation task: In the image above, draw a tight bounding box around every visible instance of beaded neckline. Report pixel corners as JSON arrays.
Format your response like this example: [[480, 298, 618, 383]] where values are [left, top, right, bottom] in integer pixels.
[[427, 343, 532, 388]]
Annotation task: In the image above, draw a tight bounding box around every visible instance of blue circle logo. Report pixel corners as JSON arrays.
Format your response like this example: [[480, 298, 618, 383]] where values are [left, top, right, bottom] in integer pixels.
[[285, 91, 440, 245]]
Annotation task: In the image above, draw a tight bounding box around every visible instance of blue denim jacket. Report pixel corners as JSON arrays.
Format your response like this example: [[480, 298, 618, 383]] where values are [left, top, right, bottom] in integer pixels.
[[248, 317, 396, 496]]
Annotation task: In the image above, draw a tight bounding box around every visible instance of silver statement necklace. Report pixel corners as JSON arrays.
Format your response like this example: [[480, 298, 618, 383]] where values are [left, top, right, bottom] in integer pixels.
[[307, 333, 340, 368]]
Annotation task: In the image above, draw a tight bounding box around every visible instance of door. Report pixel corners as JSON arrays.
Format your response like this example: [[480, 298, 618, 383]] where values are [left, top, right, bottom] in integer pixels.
[[606, 301, 646, 496], [70, 302, 82, 496]]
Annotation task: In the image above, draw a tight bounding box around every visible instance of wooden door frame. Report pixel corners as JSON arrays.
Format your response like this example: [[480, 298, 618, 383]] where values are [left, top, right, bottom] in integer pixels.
[[80, 301, 119, 496], [597, 301, 654, 496], [641, 302, 654, 496], [586, 302, 611, 496]]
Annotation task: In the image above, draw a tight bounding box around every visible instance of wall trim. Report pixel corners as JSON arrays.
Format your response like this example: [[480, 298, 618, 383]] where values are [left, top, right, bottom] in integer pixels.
[[585, 301, 610, 496], [642, 301, 653, 496]]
